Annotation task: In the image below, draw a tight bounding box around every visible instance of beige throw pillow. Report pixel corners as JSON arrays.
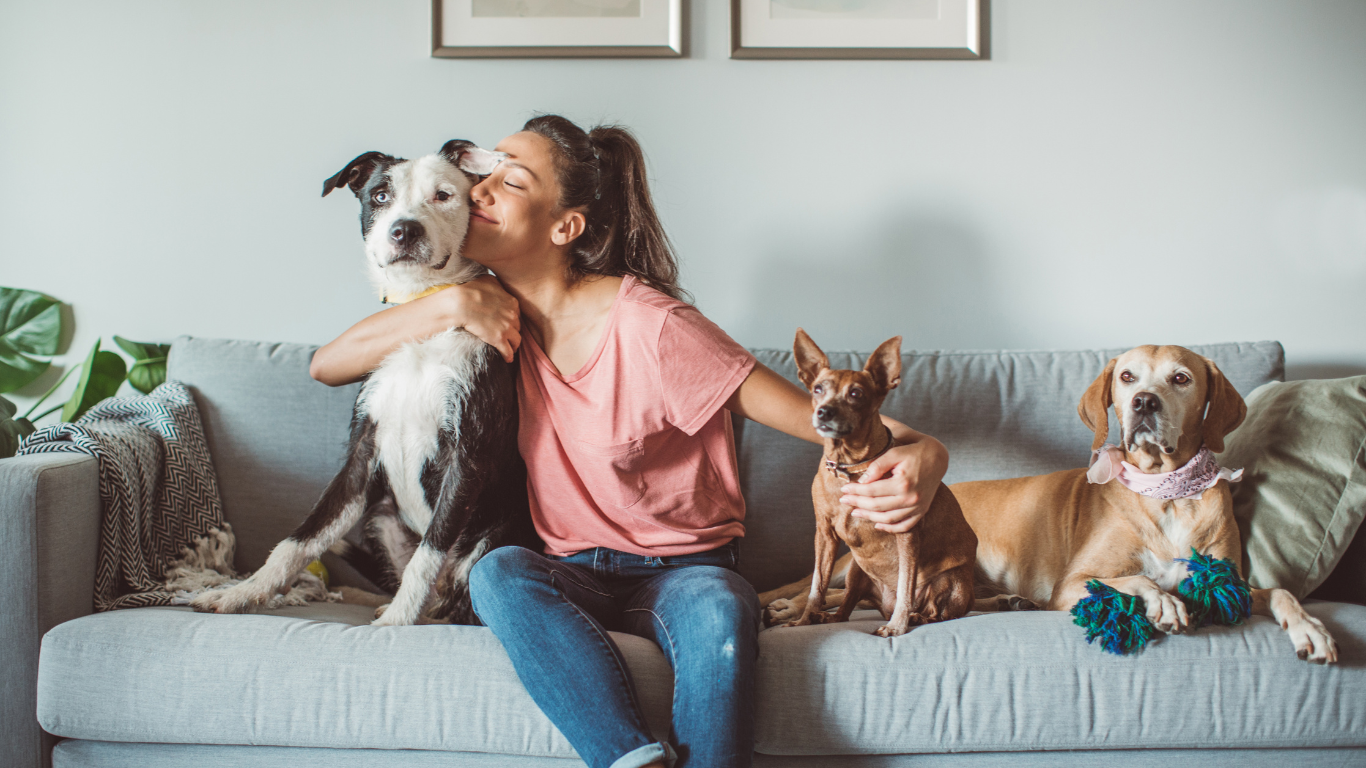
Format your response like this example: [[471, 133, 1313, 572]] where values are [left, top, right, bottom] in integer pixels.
[[1217, 376, 1366, 598]]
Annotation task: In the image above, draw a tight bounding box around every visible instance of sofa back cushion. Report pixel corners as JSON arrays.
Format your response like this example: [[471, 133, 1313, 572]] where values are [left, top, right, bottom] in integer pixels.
[[168, 338, 362, 574], [168, 337, 1284, 588]]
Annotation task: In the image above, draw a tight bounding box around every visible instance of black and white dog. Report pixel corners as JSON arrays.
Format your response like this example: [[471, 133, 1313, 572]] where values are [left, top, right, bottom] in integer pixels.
[[192, 140, 540, 626]]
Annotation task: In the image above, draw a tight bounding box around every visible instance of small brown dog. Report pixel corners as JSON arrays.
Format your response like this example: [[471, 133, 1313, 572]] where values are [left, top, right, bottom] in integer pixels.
[[777, 329, 977, 637]]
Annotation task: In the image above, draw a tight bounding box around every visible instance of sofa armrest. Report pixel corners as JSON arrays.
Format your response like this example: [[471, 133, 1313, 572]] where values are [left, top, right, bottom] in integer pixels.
[[0, 453, 100, 768]]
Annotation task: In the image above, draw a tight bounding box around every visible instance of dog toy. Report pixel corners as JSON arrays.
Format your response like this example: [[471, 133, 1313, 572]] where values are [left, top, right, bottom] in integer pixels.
[[1071, 580, 1157, 655], [1175, 549, 1251, 627], [306, 559, 329, 587]]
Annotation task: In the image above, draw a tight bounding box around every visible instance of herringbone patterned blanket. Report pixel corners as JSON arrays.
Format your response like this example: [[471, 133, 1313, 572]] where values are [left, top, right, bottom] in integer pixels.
[[18, 381, 334, 611]]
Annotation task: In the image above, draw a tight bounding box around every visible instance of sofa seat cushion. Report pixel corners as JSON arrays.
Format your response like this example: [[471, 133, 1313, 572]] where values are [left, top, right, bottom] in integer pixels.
[[37, 605, 674, 755], [755, 603, 1366, 755]]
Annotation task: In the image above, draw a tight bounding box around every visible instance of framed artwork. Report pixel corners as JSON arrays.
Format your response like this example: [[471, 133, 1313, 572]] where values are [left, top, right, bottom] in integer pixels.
[[432, 0, 683, 57], [731, 0, 985, 59]]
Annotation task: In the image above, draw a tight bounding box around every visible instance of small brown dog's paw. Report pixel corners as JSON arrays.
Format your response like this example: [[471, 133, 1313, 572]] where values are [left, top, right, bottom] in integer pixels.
[[783, 612, 826, 628], [874, 624, 908, 638], [373, 603, 391, 620]]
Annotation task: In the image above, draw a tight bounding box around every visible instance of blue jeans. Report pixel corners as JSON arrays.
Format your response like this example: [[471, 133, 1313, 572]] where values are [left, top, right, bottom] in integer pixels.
[[468, 542, 760, 768]]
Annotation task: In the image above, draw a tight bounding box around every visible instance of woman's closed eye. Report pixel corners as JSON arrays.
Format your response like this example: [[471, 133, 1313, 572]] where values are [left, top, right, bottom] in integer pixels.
[[504, 181, 523, 190]]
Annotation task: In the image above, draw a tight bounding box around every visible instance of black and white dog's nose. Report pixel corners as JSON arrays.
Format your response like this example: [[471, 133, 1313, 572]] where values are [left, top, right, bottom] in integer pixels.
[[389, 219, 425, 246], [1131, 392, 1161, 414]]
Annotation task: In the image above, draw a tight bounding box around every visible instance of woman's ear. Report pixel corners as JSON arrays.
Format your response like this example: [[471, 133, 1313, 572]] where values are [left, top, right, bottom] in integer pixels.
[[1078, 358, 1117, 451], [550, 210, 586, 246]]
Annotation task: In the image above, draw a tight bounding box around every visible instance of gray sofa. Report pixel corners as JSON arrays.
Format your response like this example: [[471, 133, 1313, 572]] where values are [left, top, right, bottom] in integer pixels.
[[5, 337, 1364, 768]]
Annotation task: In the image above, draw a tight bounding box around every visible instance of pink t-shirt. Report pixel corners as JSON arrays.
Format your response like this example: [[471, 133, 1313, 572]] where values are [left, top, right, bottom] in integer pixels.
[[517, 276, 757, 557]]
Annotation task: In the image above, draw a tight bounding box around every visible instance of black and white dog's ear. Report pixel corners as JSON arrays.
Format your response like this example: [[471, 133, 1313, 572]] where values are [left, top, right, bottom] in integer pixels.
[[322, 151, 395, 198], [440, 140, 507, 176]]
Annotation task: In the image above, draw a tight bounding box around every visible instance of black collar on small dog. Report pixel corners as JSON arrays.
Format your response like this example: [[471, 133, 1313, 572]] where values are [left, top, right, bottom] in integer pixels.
[[824, 426, 896, 481]]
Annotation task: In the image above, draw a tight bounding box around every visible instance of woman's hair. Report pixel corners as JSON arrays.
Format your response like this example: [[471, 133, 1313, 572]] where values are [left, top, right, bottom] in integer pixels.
[[522, 114, 688, 302]]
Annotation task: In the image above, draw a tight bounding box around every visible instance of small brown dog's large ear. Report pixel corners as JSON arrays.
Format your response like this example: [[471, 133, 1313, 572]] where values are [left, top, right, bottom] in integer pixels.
[[1078, 358, 1117, 451], [1201, 357, 1247, 453], [864, 336, 903, 392], [793, 328, 829, 390]]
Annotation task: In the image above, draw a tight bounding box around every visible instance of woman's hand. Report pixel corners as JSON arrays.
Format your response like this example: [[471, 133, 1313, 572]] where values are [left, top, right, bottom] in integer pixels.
[[442, 275, 521, 363], [309, 275, 521, 386], [840, 428, 949, 533]]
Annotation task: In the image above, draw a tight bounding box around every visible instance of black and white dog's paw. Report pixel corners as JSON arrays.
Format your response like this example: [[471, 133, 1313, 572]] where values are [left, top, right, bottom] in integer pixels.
[[190, 581, 268, 614]]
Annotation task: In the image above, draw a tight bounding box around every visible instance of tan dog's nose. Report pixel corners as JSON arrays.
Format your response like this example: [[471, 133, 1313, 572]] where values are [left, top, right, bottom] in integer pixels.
[[1131, 392, 1161, 414]]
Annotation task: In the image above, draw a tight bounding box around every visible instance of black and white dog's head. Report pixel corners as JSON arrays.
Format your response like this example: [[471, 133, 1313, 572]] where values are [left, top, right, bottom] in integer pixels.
[[322, 140, 505, 302]]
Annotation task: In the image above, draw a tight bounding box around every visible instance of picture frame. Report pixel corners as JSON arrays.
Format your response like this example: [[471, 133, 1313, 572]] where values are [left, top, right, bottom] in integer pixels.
[[432, 0, 684, 58], [730, 0, 985, 60]]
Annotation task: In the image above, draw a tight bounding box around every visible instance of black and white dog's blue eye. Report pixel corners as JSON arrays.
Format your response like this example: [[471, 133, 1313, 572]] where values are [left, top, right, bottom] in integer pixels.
[[373, 190, 390, 204]]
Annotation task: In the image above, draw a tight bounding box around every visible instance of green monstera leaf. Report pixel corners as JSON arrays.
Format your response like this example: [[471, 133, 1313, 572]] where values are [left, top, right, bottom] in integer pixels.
[[1, 394, 36, 458], [114, 336, 171, 395], [62, 339, 127, 423], [0, 286, 63, 393]]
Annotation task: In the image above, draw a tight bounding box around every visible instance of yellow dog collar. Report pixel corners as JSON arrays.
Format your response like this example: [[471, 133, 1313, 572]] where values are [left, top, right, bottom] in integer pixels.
[[383, 284, 456, 305]]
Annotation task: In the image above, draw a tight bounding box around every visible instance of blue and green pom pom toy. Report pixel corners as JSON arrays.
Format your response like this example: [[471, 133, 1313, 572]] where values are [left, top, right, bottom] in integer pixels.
[[1175, 549, 1251, 627], [1071, 580, 1157, 655], [1070, 550, 1251, 655]]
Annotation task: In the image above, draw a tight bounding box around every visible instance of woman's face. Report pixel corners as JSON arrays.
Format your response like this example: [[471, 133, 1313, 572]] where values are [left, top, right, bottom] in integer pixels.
[[465, 131, 582, 272]]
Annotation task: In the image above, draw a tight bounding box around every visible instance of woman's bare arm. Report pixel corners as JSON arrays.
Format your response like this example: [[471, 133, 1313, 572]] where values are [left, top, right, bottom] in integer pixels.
[[309, 275, 521, 386], [724, 363, 949, 533]]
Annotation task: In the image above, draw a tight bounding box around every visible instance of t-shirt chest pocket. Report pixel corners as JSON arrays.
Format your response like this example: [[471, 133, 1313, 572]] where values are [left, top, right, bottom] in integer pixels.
[[573, 438, 647, 509]]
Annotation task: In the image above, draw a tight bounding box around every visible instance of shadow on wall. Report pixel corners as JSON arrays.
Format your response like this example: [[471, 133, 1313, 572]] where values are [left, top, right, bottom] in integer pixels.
[[1286, 363, 1366, 381], [731, 210, 1018, 352]]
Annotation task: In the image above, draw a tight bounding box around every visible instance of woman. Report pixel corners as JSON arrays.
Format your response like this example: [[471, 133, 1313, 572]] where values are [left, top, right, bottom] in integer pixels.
[[309, 115, 948, 768]]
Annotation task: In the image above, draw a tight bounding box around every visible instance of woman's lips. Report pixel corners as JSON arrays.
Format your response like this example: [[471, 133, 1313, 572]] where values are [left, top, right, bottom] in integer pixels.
[[471, 208, 497, 224]]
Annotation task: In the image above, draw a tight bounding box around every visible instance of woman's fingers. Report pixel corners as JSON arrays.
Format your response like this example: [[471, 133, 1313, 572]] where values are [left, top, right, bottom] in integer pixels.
[[442, 278, 521, 362]]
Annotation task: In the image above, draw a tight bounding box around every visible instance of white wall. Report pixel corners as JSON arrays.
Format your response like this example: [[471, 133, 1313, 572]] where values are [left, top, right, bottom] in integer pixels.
[[3, 0, 1364, 415]]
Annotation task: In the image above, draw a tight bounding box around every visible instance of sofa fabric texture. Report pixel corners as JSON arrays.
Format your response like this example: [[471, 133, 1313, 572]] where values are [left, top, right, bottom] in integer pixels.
[[20, 336, 1366, 766]]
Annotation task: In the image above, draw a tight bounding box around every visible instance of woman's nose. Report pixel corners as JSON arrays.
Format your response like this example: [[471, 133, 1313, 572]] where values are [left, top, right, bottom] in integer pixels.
[[470, 178, 493, 205]]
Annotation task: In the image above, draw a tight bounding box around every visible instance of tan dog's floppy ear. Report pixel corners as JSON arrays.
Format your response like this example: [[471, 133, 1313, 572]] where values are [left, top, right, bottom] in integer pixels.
[[864, 336, 903, 392], [793, 328, 829, 390], [1078, 358, 1117, 451], [1201, 357, 1247, 453]]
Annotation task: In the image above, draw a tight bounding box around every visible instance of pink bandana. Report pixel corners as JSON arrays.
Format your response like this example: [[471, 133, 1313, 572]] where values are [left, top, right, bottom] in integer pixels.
[[1087, 445, 1242, 500]]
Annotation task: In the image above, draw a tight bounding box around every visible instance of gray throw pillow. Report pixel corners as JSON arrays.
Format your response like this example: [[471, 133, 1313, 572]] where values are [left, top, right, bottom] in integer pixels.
[[1217, 376, 1366, 599]]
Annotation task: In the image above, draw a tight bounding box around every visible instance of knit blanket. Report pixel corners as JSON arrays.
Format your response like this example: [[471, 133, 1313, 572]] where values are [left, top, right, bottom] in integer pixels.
[[18, 381, 336, 611]]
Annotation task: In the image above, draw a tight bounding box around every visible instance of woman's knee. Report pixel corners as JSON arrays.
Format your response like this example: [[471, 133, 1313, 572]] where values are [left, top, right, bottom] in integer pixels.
[[664, 569, 761, 657], [469, 546, 543, 608]]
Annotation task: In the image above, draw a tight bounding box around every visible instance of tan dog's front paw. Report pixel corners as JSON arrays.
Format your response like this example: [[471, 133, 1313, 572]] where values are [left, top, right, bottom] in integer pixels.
[[1288, 615, 1338, 664], [1143, 591, 1189, 634], [764, 598, 801, 627], [874, 623, 908, 638]]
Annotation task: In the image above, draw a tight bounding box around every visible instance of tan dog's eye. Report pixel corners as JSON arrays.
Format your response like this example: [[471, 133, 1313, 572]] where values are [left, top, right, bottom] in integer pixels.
[[1120, 371, 1135, 383], [813, 385, 824, 395], [850, 387, 864, 399], [1173, 373, 1190, 385]]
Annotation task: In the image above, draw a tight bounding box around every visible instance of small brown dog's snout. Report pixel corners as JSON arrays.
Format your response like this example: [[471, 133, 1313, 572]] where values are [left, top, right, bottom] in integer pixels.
[[815, 406, 833, 420], [1131, 392, 1161, 414]]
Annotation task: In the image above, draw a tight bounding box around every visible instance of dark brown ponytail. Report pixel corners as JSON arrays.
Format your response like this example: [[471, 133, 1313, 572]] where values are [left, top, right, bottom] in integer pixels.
[[522, 114, 688, 302]]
